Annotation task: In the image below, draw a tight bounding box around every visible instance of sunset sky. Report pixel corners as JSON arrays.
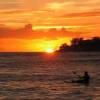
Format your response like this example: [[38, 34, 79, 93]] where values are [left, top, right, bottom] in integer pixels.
[[0, 0, 100, 52]]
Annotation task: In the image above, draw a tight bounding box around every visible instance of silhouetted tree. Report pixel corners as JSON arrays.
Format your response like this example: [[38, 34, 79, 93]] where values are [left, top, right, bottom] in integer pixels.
[[58, 37, 100, 52], [59, 43, 70, 51]]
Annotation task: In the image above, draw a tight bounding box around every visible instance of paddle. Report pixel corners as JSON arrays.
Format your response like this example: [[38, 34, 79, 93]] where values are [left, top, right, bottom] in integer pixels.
[[72, 71, 81, 78], [64, 71, 78, 83]]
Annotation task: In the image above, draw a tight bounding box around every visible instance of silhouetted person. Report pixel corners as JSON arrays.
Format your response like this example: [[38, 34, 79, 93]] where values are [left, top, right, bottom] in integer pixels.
[[72, 71, 90, 85], [81, 71, 90, 84]]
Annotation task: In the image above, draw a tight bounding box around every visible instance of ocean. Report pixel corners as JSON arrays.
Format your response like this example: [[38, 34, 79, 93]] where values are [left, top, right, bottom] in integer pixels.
[[0, 52, 100, 100]]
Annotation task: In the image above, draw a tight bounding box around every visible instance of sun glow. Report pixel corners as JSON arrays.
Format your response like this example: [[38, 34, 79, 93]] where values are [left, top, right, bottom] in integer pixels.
[[46, 49, 54, 53]]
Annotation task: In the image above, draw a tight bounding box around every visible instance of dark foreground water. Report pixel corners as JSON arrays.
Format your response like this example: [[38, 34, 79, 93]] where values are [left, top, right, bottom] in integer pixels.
[[0, 52, 100, 100]]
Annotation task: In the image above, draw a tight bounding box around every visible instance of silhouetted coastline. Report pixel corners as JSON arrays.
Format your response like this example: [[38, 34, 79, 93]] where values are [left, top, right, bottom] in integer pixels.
[[57, 37, 100, 52]]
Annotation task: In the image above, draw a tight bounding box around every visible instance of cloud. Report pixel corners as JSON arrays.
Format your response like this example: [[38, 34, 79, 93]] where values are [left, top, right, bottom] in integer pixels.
[[0, 24, 84, 40], [46, 0, 100, 17], [61, 11, 100, 18], [0, 0, 99, 35], [0, 0, 100, 12], [0, 0, 23, 10], [46, 2, 70, 10]]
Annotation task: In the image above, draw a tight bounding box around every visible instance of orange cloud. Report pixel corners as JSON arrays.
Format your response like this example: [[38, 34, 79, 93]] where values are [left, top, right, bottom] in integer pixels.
[[61, 11, 100, 18], [0, 24, 76, 39]]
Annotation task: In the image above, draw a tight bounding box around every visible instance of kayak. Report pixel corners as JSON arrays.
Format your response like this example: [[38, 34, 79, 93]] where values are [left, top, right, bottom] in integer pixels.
[[64, 80, 90, 85]]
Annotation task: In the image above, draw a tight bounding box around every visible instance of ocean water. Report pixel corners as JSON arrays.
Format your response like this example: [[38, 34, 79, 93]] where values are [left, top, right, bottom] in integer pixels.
[[0, 52, 100, 100]]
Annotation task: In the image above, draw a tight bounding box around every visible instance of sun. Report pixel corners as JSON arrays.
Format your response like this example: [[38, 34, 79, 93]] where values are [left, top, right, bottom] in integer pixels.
[[46, 49, 54, 53]]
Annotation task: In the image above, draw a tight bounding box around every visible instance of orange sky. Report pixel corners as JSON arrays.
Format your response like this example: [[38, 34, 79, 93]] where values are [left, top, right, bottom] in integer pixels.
[[0, 0, 100, 52]]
